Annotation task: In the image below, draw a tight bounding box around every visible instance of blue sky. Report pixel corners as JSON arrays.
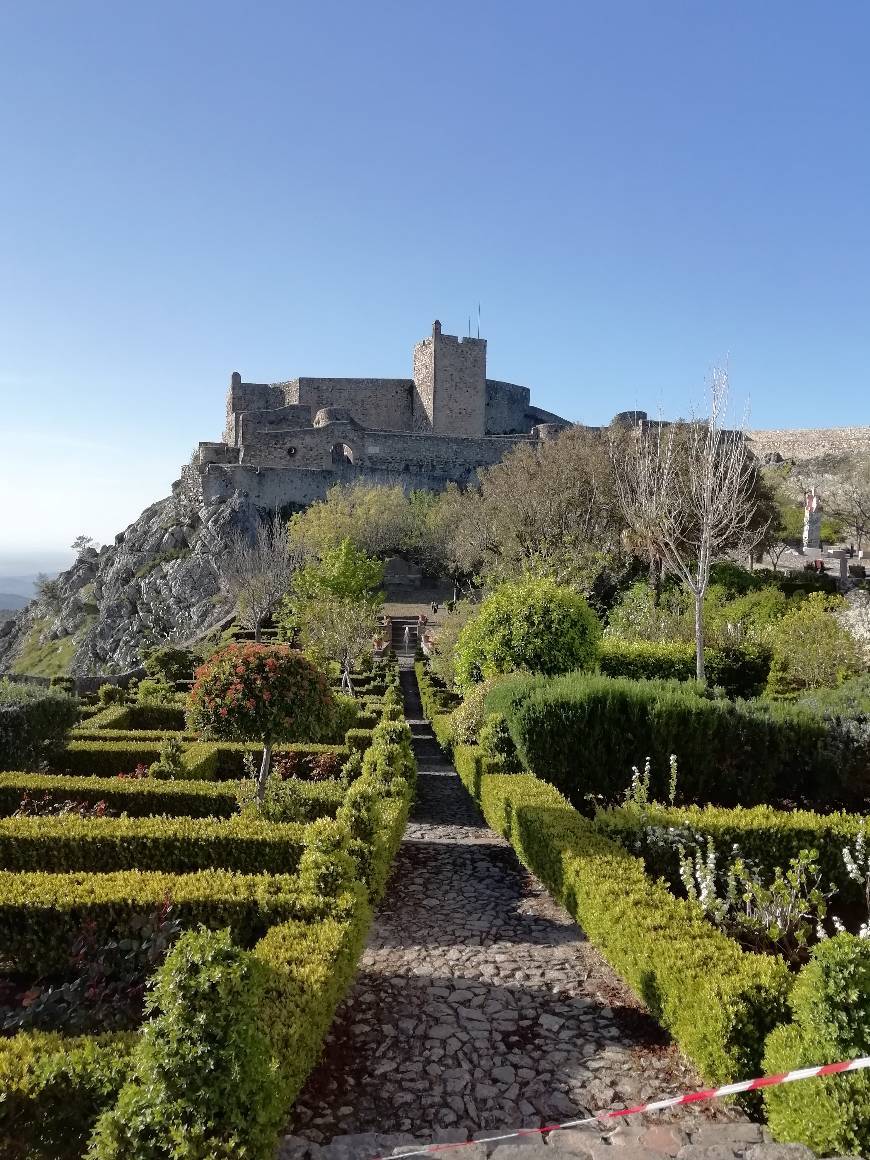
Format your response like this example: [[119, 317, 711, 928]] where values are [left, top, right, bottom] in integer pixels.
[[1, 1, 869, 568]]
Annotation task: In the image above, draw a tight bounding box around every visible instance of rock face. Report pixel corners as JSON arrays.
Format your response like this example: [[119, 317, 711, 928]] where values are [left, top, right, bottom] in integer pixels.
[[0, 483, 259, 678]]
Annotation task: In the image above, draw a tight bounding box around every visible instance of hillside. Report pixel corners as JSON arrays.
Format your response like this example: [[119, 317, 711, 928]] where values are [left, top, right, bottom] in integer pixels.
[[0, 486, 258, 678]]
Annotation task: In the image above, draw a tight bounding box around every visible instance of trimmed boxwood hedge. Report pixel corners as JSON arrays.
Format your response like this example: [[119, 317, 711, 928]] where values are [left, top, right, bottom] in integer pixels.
[[763, 934, 870, 1153], [595, 803, 870, 908], [0, 772, 241, 818], [76, 704, 187, 732], [599, 638, 772, 699], [54, 739, 349, 781], [0, 867, 360, 974], [0, 814, 310, 875], [0, 1031, 137, 1160], [452, 744, 791, 1084], [0, 687, 80, 771], [486, 672, 869, 809]]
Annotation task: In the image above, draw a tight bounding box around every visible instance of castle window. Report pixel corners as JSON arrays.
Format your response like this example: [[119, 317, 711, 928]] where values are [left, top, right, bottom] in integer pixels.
[[287, 447, 297, 457]]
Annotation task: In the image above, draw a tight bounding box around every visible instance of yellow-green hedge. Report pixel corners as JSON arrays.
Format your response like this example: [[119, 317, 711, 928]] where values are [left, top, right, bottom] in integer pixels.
[[0, 867, 357, 974], [0, 772, 240, 818], [0, 814, 309, 875], [0, 1031, 136, 1160], [453, 745, 791, 1084]]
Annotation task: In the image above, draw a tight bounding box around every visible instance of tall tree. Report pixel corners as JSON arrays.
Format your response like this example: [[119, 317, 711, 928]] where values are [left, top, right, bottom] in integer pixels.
[[610, 370, 764, 681]]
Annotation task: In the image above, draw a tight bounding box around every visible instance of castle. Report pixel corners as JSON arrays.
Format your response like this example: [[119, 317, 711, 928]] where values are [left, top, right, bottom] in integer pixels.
[[183, 322, 571, 510]]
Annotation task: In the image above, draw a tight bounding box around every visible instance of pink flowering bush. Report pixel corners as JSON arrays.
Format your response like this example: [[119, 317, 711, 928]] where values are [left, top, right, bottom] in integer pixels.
[[187, 644, 335, 798]]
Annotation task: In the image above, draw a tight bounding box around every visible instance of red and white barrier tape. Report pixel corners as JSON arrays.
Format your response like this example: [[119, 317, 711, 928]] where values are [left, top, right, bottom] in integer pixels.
[[379, 1055, 870, 1158]]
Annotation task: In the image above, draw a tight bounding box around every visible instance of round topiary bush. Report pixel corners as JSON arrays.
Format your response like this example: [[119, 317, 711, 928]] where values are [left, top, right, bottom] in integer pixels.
[[187, 643, 335, 798], [453, 577, 601, 690]]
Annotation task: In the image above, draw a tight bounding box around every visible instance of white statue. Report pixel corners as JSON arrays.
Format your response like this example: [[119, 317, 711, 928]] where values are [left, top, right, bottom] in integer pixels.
[[803, 487, 822, 551]]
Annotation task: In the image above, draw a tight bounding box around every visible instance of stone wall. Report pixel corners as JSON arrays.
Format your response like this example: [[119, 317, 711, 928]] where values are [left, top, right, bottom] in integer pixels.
[[285, 378, 414, 432], [748, 426, 870, 464], [224, 375, 284, 445], [238, 405, 312, 441], [412, 335, 435, 432], [485, 380, 531, 434]]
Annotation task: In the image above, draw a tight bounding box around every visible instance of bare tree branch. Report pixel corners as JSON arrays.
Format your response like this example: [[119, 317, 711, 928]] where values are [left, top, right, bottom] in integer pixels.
[[218, 513, 302, 640], [610, 369, 761, 680]]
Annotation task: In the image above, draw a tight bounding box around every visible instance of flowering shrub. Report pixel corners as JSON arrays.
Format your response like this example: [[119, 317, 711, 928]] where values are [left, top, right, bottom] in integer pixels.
[[187, 644, 335, 798]]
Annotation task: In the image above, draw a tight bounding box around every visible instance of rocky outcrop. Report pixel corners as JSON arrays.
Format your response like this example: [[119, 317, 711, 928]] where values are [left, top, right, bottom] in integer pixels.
[[0, 482, 258, 678]]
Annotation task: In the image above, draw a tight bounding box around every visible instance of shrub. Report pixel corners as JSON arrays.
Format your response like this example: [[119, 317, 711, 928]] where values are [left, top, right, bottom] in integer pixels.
[[595, 802, 870, 911], [143, 646, 198, 685], [449, 679, 495, 745], [238, 777, 345, 824], [486, 671, 867, 809], [452, 749, 791, 1082], [89, 928, 282, 1160], [767, 592, 864, 695], [0, 1031, 136, 1160], [764, 934, 870, 1153], [187, 644, 335, 798], [599, 638, 772, 699], [148, 737, 187, 779], [428, 600, 478, 689], [0, 868, 343, 975], [454, 577, 601, 690], [0, 680, 79, 771], [97, 684, 126, 707], [327, 693, 359, 741], [135, 677, 176, 706], [479, 713, 522, 772], [0, 814, 308, 875], [0, 773, 239, 819]]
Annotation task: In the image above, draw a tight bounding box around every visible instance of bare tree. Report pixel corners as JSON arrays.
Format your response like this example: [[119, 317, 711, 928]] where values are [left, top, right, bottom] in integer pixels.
[[218, 513, 301, 640], [610, 370, 763, 681], [829, 463, 870, 553]]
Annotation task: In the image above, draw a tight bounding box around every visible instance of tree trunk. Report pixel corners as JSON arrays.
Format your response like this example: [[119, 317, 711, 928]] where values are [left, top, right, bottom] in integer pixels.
[[649, 553, 663, 608], [254, 617, 262, 643], [694, 591, 706, 683], [256, 741, 273, 803]]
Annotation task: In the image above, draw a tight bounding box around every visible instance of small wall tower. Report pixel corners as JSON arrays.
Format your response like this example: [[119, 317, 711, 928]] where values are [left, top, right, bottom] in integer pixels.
[[412, 320, 487, 436]]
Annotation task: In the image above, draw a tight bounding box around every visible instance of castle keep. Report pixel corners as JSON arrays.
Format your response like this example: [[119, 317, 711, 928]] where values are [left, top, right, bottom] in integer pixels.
[[185, 322, 569, 510]]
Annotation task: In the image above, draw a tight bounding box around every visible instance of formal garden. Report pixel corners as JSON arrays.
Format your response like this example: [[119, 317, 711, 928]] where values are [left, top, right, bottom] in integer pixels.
[[415, 559, 870, 1156], [0, 638, 415, 1158], [2, 417, 870, 1157]]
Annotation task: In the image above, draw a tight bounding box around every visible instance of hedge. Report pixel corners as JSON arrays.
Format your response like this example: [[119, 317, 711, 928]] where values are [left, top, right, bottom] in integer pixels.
[[54, 739, 348, 781], [0, 1031, 137, 1160], [486, 672, 868, 809], [764, 934, 870, 1153], [75, 704, 187, 732], [0, 814, 312, 875], [599, 639, 772, 699], [452, 745, 791, 1083], [415, 662, 457, 753], [251, 908, 372, 1119], [0, 686, 80, 771], [595, 803, 870, 909], [0, 772, 241, 818], [0, 867, 359, 974]]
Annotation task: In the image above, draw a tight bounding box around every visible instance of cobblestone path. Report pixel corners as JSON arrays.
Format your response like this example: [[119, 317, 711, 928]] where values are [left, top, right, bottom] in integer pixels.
[[284, 671, 752, 1159]]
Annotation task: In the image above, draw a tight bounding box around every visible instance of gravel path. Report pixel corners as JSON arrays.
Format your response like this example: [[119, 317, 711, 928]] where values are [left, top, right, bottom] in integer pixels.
[[284, 671, 752, 1158]]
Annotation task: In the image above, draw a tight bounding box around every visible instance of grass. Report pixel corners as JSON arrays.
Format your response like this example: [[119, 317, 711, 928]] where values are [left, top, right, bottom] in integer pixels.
[[11, 620, 78, 678]]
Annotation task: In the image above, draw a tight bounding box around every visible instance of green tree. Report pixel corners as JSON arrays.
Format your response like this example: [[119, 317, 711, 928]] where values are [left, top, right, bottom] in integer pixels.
[[454, 576, 601, 689], [186, 643, 334, 799], [292, 539, 384, 602]]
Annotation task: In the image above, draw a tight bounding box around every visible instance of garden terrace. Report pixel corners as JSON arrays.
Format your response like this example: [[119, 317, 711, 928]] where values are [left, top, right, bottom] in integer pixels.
[[0, 659, 416, 1157]]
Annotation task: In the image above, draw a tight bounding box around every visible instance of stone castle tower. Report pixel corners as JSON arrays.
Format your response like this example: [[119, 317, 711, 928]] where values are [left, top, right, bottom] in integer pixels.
[[412, 320, 487, 436]]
